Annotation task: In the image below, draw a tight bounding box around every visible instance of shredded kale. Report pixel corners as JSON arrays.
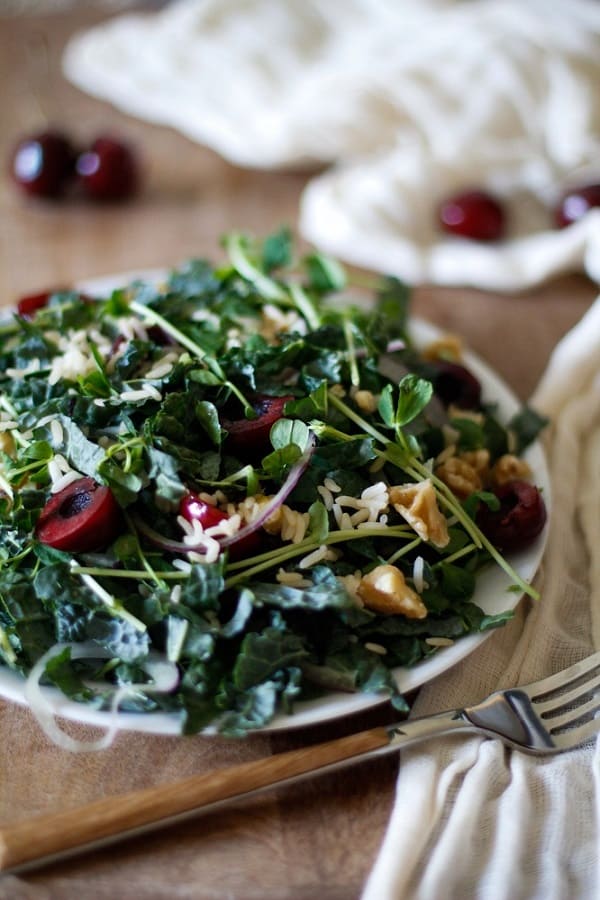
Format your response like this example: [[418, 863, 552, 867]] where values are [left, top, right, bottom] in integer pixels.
[[0, 230, 548, 735]]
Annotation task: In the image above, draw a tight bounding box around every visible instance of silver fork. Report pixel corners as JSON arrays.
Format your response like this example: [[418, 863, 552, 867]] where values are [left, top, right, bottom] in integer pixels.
[[1, 651, 600, 876]]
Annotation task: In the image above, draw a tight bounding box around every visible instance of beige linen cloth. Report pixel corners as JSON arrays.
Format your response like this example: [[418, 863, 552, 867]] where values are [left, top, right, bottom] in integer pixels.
[[362, 297, 600, 900], [62, 0, 600, 290]]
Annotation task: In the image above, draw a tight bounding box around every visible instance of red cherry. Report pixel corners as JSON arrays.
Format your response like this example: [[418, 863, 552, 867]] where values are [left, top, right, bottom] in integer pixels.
[[555, 184, 600, 228], [179, 495, 229, 530], [10, 130, 75, 199], [179, 493, 261, 559], [35, 477, 122, 552], [17, 289, 94, 320], [428, 360, 482, 410], [222, 395, 293, 453], [476, 480, 547, 553], [76, 137, 139, 201], [17, 290, 56, 319], [439, 190, 506, 242]]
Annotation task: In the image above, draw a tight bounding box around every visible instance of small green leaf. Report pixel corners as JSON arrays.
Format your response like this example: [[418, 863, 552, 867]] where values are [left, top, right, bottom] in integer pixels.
[[303, 252, 347, 293], [269, 418, 311, 452], [395, 375, 433, 427]]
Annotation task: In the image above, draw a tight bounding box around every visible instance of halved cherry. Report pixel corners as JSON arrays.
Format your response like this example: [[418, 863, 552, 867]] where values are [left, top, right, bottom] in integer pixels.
[[17, 290, 56, 319], [35, 476, 122, 553], [222, 394, 294, 454], [179, 493, 260, 559], [428, 361, 481, 410], [476, 480, 547, 553]]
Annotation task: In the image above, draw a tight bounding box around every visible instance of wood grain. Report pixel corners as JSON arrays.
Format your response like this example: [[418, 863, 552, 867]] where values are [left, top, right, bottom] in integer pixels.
[[0, 5, 598, 900], [0, 726, 391, 872]]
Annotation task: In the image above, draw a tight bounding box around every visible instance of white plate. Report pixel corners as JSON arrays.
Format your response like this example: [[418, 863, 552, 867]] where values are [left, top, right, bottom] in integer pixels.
[[0, 272, 550, 735]]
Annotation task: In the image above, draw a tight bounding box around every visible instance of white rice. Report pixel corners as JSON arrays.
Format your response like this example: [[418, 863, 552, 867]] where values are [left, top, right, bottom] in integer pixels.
[[188, 539, 220, 565], [50, 471, 84, 494], [144, 361, 174, 380], [52, 454, 72, 474], [349, 508, 370, 526], [298, 544, 338, 569], [317, 485, 334, 510], [364, 642, 387, 656], [425, 637, 454, 648], [280, 507, 309, 544], [413, 556, 426, 593], [205, 514, 242, 539], [276, 569, 311, 588], [120, 388, 161, 403], [50, 419, 63, 445]]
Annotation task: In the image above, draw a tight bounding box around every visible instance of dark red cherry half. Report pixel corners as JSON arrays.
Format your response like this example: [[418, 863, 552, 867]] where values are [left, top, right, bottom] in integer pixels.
[[17, 289, 94, 320], [35, 476, 122, 552], [477, 480, 547, 553], [428, 361, 482, 410], [11, 130, 75, 199], [76, 136, 139, 201], [222, 394, 294, 453], [555, 184, 600, 228], [439, 190, 506, 242], [180, 495, 231, 530], [17, 290, 56, 319], [179, 493, 260, 559]]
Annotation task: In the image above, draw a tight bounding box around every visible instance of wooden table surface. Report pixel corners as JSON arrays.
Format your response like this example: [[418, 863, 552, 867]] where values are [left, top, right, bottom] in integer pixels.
[[0, 7, 597, 900]]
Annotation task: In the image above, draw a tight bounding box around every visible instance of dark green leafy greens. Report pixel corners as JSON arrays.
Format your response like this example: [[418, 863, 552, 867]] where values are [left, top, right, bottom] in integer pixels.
[[0, 231, 547, 738]]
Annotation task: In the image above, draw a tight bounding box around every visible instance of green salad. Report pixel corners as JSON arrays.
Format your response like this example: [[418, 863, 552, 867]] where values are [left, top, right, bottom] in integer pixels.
[[0, 230, 547, 736]]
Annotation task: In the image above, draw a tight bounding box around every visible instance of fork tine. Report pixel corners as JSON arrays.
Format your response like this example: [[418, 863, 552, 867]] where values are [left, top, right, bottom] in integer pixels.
[[524, 651, 600, 699], [534, 670, 600, 716], [542, 694, 600, 732], [551, 714, 600, 750]]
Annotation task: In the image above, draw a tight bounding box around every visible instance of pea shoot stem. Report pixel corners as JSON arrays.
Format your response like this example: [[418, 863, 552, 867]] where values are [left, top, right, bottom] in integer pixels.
[[326, 390, 540, 600]]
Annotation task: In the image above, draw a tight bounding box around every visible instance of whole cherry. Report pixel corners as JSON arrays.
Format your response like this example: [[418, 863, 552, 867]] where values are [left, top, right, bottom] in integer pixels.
[[555, 184, 600, 228], [76, 136, 139, 201], [10, 130, 75, 199], [438, 189, 506, 242], [35, 476, 122, 553]]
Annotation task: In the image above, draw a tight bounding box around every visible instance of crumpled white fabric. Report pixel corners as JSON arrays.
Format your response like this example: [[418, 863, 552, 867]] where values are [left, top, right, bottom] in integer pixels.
[[362, 296, 600, 900], [62, 0, 600, 290]]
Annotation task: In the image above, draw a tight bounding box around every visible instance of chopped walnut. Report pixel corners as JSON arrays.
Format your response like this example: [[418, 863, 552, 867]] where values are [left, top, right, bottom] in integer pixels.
[[491, 454, 532, 486], [421, 333, 464, 362], [389, 479, 450, 548], [435, 456, 482, 500], [351, 388, 378, 414], [357, 564, 428, 618], [461, 449, 490, 481], [448, 405, 484, 424]]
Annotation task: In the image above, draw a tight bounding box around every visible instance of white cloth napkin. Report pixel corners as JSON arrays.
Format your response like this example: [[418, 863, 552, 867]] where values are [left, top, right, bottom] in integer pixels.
[[62, 0, 600, 290], [362, 296, 600, 900]]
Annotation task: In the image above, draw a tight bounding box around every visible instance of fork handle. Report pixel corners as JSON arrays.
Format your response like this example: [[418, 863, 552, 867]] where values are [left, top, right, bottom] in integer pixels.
[[0, 709, 468, 874]]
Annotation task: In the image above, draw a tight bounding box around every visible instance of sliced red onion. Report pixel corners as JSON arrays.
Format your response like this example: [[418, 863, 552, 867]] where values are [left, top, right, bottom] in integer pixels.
[[137, 433, 315, 555]]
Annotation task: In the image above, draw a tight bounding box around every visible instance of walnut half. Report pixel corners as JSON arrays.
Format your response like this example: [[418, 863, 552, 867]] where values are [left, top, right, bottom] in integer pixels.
[[389, 479, 450, 548], [357, 564, 428, 619]]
